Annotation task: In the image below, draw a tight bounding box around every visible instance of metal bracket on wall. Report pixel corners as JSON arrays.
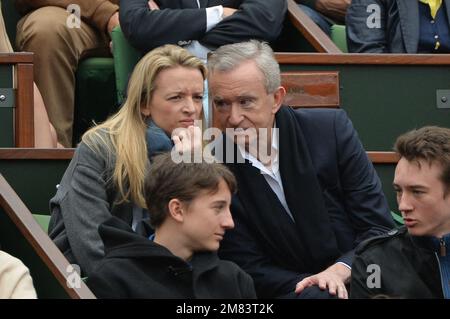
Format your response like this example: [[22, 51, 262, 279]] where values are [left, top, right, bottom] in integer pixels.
[[0, 88, 14, 108], [436, 89, 450, 109]]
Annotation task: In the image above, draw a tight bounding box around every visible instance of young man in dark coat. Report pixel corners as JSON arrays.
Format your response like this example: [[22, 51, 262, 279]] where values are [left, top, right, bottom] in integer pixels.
[[351, 126, 450, 299], [207, 40, 395, 299], [87, 152, 256, 298]]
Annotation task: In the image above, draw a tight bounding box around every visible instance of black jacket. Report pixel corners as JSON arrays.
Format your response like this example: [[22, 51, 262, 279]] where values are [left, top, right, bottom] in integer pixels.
[[351, 227, 445, 299], [120, 0, 287, 53], [87, 217, 256, 298], [219, 108, 394, 298]]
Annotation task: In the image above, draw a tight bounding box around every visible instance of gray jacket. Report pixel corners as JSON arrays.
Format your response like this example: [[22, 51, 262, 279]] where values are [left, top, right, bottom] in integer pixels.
[[346, 0, 450, 53], [48, 141, 135, 276], [49, 123, 173, 276]]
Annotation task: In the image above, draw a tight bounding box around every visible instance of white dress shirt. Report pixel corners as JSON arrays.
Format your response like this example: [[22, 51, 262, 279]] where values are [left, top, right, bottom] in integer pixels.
[[238, 123, 295, 221], [237, 123, 352, 270], [184, 2, 224, 60]]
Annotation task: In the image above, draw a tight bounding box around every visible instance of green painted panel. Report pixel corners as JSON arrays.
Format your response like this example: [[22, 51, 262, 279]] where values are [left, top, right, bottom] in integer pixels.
[[0, 64, 15, 147], [0, 160, 70, 214], [73, 57, 117, 145], [0, 108, 14, 146], [281, 64, 450, 151], [0, 209, 69, 298], [0, 65, 13, 87], [373, 163, 398, 214]]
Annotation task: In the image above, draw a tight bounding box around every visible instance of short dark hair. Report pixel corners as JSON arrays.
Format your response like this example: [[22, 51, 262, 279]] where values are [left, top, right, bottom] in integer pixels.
[[394, 126, 450, 195], [144, 153, 237, 228]]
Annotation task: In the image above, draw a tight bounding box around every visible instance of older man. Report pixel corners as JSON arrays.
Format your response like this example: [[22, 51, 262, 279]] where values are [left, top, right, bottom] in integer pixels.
[[207, 40, 395, 299]]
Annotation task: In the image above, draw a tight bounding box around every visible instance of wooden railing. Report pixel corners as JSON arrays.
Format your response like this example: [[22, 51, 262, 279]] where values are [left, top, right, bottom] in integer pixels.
[[0, 148, 74, 159], [275, 52, 450, 65], [0, 173, 95, 299], [0, 149, 398, 164], [286, 0, 341, 53]]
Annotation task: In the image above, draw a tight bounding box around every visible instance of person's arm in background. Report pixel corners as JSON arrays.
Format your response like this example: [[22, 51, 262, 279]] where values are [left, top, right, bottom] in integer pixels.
[[120, 0, 213, 52], [15, 0, 119, 35], [296, 0, 350, 22], [346, 0, 388, 52], [200, 0, 287, 48], [120, 0, 286, 53], [316, 0, 351, 21]]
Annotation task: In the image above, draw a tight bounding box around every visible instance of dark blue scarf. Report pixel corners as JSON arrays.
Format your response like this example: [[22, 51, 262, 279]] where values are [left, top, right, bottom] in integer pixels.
[[146, 119, 173, 159]]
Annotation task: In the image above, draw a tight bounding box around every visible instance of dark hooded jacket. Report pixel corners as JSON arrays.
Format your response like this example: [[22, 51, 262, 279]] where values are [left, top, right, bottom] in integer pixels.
[[351, 226, 448, 299], [87, 216, 256, 299]]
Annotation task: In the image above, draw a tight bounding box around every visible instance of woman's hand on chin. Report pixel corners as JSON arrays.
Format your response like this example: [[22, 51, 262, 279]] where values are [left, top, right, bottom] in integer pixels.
[[171, 125, 203, 155]]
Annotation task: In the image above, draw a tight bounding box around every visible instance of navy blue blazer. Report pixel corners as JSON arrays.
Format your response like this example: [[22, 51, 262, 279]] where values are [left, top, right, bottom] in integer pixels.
[[120, 0, 286, 53], [219, 108, 395, 298], [347, 0, 450, 53]]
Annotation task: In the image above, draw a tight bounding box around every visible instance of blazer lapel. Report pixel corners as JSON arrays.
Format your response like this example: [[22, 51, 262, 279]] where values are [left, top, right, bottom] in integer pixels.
[[397, 0, 419, 53]]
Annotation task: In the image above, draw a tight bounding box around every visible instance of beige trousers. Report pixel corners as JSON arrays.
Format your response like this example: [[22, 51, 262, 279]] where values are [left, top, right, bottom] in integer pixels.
[[16, 6, 109, 147], [0, 1, 13, 53]]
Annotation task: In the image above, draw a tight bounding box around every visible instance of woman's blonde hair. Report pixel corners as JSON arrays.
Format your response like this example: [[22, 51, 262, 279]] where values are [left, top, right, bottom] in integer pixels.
[[82, 45, 207, 208]]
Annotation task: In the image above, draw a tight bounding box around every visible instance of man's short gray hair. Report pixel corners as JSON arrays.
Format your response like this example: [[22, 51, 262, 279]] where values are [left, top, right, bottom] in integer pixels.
[[207, 40, 281, 93]]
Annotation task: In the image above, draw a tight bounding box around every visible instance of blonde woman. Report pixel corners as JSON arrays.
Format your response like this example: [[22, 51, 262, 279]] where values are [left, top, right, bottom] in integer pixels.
[[0, 1, 58, 148], [48, 44, 206, 276]]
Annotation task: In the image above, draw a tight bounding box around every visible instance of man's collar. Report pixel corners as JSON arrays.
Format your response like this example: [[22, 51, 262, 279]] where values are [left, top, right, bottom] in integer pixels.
[[411, 232, 450, 255], [237, 121, 279, 175]]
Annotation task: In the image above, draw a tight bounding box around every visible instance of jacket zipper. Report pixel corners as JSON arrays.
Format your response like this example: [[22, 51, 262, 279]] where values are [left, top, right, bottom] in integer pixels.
[[434, 253, 446, 297], [440, 238, 446, 257]]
